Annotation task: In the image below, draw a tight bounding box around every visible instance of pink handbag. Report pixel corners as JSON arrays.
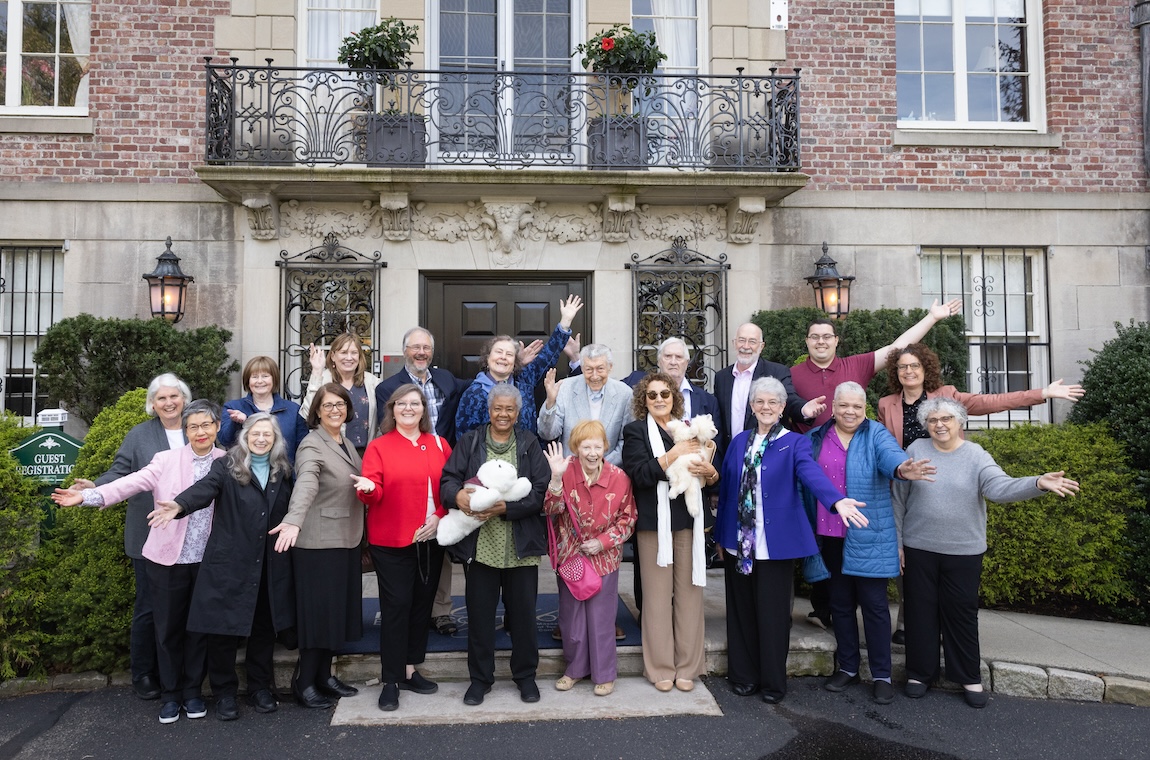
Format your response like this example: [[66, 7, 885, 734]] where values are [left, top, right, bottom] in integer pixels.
[[547, 498, 602, 601]]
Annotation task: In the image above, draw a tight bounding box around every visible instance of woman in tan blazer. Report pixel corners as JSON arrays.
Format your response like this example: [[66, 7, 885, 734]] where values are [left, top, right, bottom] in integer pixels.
[[270, 383, 365, 709]]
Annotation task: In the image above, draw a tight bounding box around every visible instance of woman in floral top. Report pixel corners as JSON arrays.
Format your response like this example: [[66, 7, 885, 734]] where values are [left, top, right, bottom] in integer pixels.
[[544, 420, 636, 697]]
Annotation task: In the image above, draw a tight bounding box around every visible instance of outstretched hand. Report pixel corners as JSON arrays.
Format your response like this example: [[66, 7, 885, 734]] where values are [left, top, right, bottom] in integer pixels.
[[268, 521, 300, 553], [51, 488, 83, 507], [1038, 471, 1080, 498], [1043, 379, 1085, 402], [801, 395, 827, 421], [897, 457, 936, 482], [833, 498, 868, 528], [929, 298, 963, 321], [559, 294, 584, 329], [148, 500, 181, 529], [545, 440, 569, 479]]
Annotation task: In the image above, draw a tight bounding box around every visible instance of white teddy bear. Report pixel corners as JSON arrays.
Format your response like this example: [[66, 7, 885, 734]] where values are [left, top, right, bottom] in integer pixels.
[[664, 413, 719, 518], [437, 459, 534, 546]]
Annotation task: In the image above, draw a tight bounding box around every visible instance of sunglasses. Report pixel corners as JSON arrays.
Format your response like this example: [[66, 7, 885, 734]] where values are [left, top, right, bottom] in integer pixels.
[[645, 389, 673, 400]]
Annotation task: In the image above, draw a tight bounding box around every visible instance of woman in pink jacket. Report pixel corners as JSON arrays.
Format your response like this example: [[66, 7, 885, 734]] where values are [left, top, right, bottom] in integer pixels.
[[53, 400, 226, 725]]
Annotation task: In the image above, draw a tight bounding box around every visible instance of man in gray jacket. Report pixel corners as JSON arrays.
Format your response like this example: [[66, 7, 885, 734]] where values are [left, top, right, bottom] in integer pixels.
[[537, 343, 633, 466]]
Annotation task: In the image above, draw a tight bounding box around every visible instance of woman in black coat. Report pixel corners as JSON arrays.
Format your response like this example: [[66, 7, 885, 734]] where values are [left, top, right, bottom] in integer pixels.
[[439, 383, 550, 707], [151, 413, 295, 722]]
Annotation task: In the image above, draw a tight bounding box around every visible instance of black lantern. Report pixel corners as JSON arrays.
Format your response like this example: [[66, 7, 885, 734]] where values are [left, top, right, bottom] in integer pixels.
[[804, 242, 854, 319], [143, 237, 194, 323]]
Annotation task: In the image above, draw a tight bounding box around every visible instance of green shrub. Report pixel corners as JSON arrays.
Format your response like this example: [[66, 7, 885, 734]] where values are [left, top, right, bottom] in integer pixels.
[[0, 414, 46, 679], [750, 306, 967, 409], [33, 314, 239, 425], [973, 422, 1138, 609], [30, 389, 150, 674]]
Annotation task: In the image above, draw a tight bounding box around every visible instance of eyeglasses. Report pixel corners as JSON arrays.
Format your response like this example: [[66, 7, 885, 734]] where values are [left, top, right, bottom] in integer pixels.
[[897, 363, 923, 372], [394, 400, 423, 409], [807, 333, 836, 342], [751, 398, 784, 409], [645, 389, 673, 401], [734, 337, 762, 347], [321, 401, 347, 411], [926, 415, 955, 426], [185, 422, 217, 433]]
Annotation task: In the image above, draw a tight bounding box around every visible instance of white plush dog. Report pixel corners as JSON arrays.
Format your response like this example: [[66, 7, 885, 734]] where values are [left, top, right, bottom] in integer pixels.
[[437, 460, 534, 546], [664, 413, 719, 518]]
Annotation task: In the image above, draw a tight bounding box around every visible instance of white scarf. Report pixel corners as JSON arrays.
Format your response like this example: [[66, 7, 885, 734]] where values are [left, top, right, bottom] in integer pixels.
[[646, 414, 707, 587]]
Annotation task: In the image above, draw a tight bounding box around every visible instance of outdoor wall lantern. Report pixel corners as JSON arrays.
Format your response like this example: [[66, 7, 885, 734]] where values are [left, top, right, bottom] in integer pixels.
[[143, 237, 194, 323], [805, 242, 854, 319]]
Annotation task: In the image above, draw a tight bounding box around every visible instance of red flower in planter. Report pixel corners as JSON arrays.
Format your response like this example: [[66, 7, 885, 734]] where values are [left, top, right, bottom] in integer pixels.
[[601, 37, 615, 52]]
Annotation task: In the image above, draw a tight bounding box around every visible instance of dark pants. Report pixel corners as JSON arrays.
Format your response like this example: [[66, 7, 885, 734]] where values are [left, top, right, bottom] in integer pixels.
[[130, 557, 159, 682], [902, 546, 984, 686], [463, 561, 539, 687], [145, 560, 208, 703], [823, 536, 893, 680], [370, 542, 444, 683], [207, 567, 278, 697], [723, 553, 794, 703]]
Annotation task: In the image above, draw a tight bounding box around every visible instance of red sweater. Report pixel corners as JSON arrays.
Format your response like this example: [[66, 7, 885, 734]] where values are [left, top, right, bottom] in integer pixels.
[[358, 430, 452, 547]]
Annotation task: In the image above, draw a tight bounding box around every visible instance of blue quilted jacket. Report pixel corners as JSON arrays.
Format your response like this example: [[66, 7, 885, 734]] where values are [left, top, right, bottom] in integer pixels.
[[803, 419, 906, 579]]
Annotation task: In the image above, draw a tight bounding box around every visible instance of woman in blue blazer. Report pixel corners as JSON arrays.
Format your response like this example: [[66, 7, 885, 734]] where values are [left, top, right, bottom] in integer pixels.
[[715, 377, 867, 705]]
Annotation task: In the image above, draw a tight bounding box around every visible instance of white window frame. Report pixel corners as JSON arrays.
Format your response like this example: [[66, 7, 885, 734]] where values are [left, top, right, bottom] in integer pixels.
[[895, 0, 1046, 131], [0, 243, 65, 421], [631, 0, 708, 77], [296, 0, 379, 68], [919, 246, 1051, 427], [2, 0, 91, 115]]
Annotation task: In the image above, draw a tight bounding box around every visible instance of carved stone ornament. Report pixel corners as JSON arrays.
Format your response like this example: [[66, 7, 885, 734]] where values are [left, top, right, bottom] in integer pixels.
[[602, 193, 637, 242], [726, 196, 767, 244], [242, 193, 279, 240], [378, 192, 412, 241], [279, 199, 382, 240], [635, 204, 728, 241]]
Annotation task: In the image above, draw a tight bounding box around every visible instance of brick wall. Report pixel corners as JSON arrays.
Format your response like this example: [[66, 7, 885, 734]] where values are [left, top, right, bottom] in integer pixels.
[[0, 0, 231, 183], [787, 0, 1147, 190]]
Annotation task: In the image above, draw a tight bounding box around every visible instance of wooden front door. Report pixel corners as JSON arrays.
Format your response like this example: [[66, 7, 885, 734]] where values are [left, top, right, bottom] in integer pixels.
[[422, 274, 591, 382]]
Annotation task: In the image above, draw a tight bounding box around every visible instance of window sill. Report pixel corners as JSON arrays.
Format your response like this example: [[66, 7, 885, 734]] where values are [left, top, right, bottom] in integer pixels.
[[0, 116, 94, 135], [892, 129, 1061, 149]]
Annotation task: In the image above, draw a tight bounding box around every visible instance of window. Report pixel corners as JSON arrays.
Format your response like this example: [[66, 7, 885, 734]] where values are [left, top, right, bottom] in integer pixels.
[[1, 0, 91, 113], [919, 246, 1050, 427], [631, 0, 703, 77], [300, 0, 377, 67], [896, 0, 1042, 129], [0, 245, 64, 418]]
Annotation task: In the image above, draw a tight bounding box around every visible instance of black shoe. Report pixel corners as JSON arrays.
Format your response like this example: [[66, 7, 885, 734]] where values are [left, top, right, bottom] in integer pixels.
[[963, 688, 989, 708], [248, 689, 277, 713], [517, 679, 541, 703], [398, 671, 438, 695], [378, 683, 399, 712], [463, 681, 491, 706], [807, 609, 831, 628], [905, 680, 930, 699], [133, 674, 161, 701], [824, 671, 861, 693], [318, 676, 358, 698], [158, 701, 181, 724], [891, 629, 906, 645], [731, 682, 759, 697], [216, 696, 239, 721], [432, 615, 458, 636], [183, 697, 208, 719], [873, 680, 895, 705], [761, 692, 784, 704], [294, 685, 334, 709]]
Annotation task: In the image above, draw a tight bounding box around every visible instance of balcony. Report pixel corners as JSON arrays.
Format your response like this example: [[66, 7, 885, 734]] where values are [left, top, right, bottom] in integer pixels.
[[196, 59, 809, 207]]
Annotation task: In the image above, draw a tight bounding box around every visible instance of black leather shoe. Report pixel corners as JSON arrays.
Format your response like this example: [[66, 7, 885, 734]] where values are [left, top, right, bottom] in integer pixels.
[[807, 609, 831, 628], [873, 680, 895, 705], [294, 685, 334, 709], [824, 671, 861, 692], [891, 629, 906, 645], [318, 676, 358, 698], [905, 680, 930, 699], [761, 692, 784, 704], [377, 683, 399, 712], [963, 688, 989, 708], [463, 681, 491, 706], [731, 682, 759, 697], [398, 671, 437, 695], [517, 679, 540, 703], [216, 696, 239, 721], [133, 674, 161, 701], [248, 689, 277, 713]]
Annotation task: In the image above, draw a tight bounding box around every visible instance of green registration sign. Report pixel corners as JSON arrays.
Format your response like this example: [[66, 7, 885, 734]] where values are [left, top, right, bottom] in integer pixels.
[[10, 431, 83, 485]]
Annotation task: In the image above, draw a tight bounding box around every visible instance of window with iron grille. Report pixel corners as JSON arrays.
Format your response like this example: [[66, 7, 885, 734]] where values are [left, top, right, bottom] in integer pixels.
[[1, 244, 65, 418], [919, 245, 1050, 427]]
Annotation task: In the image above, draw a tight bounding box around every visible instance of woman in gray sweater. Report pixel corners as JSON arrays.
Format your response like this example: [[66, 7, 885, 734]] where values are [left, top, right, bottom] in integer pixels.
[[892, 398, 1079, 708]]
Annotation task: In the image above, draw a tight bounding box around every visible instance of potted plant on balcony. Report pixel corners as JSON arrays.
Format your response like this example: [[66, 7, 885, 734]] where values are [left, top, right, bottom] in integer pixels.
[[338, 17, 426, 166], [573, 24, 666, 169]]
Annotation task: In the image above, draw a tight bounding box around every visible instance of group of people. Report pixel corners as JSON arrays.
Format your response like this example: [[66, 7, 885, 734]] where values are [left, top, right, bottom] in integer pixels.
[[52, 292, 1085, 724]]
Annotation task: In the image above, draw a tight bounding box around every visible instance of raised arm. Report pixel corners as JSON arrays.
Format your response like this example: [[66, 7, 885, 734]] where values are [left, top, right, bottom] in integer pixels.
[[873, 298, 963, 373]]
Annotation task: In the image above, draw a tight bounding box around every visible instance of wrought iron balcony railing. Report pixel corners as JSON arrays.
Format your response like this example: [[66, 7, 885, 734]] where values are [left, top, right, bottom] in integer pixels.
[[204, 59, 801, 171]]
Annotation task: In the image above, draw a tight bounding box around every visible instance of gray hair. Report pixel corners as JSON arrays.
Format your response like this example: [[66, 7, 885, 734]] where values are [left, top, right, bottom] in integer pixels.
[[833, 381, 867, 404], [656, 336, 689, 360], [488, 382, 523, 412], [749, 376, 787, 407], [146, 373, 192, 416], [917, 397, 968, 428], [579, 343, 614, 365], [226, 412, 291, 486], [181, 399, 222, 426], [402, 326, 435, 352]]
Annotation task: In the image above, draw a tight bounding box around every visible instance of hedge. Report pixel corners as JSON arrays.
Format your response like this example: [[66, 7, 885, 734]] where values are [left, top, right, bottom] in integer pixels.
[[0, 414, 45, 679]]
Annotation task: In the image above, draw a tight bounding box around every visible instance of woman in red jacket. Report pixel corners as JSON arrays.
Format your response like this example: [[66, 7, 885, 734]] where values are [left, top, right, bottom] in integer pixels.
[[357, 384, 452, 712]]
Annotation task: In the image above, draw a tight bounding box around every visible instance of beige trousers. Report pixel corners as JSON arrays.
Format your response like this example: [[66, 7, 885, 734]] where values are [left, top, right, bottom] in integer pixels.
[[637, 529, 706, 684]]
